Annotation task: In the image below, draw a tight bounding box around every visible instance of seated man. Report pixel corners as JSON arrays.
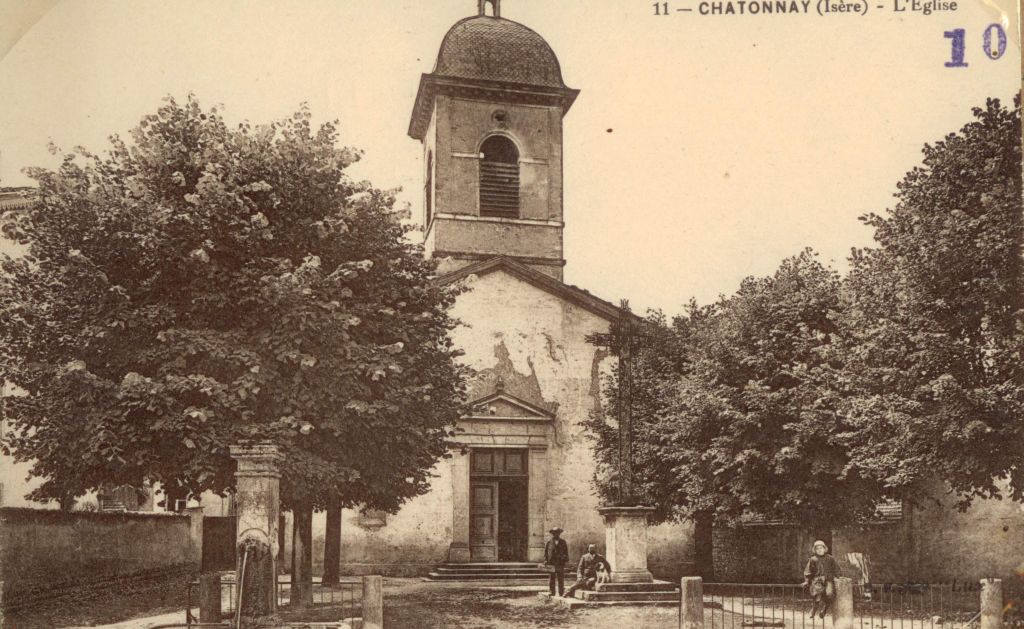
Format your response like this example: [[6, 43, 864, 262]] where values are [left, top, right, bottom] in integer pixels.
[[564, 544, 612, 598]]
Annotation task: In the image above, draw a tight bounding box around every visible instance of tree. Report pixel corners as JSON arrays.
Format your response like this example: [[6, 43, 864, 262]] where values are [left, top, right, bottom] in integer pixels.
[[585, 96, 1023, 579], [587, 251, 886, 575], [837, 96, 1024, 507], [0, 96, 469, 600]]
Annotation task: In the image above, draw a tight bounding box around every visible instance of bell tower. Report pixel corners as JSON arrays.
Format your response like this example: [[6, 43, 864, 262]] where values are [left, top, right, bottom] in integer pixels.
[[408, 5, 579, 280]]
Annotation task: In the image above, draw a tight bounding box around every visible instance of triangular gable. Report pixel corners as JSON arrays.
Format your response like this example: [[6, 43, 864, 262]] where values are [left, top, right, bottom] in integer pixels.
[[435, 256, 642, 324], [467, 389, 554, 421]]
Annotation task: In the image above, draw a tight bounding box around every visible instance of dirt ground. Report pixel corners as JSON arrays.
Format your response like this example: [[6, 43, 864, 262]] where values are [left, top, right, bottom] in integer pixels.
[[66, 577, 841, 629], [382, 579, 683, 629]]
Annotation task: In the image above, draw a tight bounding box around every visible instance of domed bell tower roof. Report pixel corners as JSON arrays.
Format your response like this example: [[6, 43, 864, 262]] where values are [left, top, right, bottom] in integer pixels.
[[408, 1, 578, 140]]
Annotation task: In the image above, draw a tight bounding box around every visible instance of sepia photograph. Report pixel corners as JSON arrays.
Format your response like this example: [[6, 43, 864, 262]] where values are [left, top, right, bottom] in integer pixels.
[[0, 0, 1021, 627]]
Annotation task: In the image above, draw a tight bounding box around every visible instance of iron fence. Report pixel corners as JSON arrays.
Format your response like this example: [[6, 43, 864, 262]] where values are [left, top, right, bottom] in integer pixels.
[[704, 582, 831, 629], [703, 582, 986, 629], [183, 576, 362, 627], [852, 583, 981, 629], [275, 577, 362, 617]]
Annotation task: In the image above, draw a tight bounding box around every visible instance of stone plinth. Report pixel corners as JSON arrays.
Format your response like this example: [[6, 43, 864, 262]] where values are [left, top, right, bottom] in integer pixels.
[[598, 505, 655, 583], [230, 444, 284, 619]]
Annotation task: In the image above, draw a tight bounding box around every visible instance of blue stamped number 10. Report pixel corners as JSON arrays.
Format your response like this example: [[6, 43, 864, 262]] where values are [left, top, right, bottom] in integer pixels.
[[944, 24, 1007, 67]]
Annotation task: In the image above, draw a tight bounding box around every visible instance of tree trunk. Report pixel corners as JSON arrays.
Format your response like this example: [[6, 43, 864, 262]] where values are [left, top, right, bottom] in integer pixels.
[[291, 504, 314, 609], [277, 513, 287, 574], [694, 510, 715, 580], [322, 499, 342, 586]]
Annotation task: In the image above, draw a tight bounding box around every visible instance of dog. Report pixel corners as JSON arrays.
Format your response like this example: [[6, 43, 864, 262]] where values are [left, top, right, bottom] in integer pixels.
[[595, 563, 609, 586]]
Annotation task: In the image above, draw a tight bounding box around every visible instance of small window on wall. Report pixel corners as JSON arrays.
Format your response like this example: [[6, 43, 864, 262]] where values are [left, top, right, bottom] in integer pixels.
[[425, 151, 434, 227], [479, 135, 519, 218]]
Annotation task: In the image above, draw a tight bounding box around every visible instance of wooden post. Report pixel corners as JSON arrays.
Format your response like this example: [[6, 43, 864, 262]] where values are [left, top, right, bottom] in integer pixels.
[[834, 577, 854, 629], [362, 575, 384, 629], [198, 572, 222, 623], [981, 578, 1003, 629], [679, 576, 703, 629]]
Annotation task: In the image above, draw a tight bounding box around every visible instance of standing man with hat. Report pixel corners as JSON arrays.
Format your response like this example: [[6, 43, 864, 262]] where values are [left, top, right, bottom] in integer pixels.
[[543, 527, 569, 596]]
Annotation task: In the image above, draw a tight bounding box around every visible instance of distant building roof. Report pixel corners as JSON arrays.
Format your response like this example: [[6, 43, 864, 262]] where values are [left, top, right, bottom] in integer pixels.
[[0, 187, 36, 212], [741, 500, 904, 527]]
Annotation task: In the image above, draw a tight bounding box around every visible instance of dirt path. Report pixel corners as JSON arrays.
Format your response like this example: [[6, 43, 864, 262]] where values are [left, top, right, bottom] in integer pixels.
[[382, 579, 680, 628]]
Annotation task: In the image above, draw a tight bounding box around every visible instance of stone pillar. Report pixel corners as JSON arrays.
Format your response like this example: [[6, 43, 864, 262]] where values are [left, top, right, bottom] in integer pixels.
[[680, 576, 703, 629], [834, 577, 854, 629], [230, 444, 284, 619], [981, 578, 1003, 629], [198, 572, 222, 623], [598, 505, 655, 583], [449, 449, 471, 562], [527, 446, 548, 563], [186, 506, 204, 566], [362, 575, 384, 629]]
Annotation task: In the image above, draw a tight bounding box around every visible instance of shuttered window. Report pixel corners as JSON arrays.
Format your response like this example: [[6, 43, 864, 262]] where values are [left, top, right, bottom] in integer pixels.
[[479, 136, 519, 218]]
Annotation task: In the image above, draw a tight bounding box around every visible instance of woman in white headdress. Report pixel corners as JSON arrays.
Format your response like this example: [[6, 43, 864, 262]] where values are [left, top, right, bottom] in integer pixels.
[[803, 540, 839, 618]]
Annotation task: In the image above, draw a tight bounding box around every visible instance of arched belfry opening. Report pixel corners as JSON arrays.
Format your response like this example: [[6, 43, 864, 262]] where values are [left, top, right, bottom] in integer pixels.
[[408, 1, 579, 278], [479, 135, 519, 218], [478, 0, 501, 17]]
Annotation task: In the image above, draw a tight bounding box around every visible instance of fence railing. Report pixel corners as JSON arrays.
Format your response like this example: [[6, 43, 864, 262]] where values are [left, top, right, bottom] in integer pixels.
[[274, 577, 362, 617], [193, 574, 366, 623], [852, 583, 981, 629], [699, 579, 1000, 629], [703, 582, 833, 629]]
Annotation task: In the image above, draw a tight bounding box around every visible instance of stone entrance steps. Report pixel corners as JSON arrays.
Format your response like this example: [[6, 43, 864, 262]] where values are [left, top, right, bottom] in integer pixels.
[[552, 580, 681, 607], [424, 562, 548, 582]]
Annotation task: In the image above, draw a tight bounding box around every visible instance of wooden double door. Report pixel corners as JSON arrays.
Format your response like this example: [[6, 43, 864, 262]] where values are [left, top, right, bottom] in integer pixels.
[[469, 449, 529, 561]]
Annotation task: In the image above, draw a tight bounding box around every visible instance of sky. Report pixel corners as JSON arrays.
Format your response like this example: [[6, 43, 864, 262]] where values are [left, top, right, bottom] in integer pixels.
[[0, 0, 1019, 315]]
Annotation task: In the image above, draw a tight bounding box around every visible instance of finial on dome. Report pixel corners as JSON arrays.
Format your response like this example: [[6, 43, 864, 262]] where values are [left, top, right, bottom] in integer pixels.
[[478, 0, 501, 17]]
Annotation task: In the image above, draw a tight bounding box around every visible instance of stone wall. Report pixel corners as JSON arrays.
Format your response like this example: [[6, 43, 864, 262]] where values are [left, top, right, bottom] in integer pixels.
[[0, 507, 200, 613], [712, 487, 1024, 588], [713, 525, 810, 583]]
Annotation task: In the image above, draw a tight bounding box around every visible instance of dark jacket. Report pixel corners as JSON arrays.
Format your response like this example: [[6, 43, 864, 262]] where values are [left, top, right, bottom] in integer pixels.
[[576, 552, 612, 579], [804, 554, 839, 582], [545, 538, 569, 566], [804, 554, 839, 597]]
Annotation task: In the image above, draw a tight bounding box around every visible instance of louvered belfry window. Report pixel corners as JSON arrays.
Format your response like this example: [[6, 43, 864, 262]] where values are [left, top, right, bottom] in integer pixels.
[[479, 136, 519, 218]]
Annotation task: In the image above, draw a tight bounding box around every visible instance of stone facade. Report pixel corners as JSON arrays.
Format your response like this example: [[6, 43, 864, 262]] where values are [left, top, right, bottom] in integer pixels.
[[335, 264, 694, 577]]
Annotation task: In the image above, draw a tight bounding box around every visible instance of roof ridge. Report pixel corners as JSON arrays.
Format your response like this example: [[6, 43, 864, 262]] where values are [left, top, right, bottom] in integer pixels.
[[435, 256, 640, 323]]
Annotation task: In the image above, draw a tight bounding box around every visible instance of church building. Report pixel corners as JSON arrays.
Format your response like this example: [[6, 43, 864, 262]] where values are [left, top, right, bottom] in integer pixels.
[[335, 1, 696, 577]]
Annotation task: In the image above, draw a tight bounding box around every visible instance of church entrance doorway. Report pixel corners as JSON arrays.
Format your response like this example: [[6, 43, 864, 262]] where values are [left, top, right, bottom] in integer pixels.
[[469, 448, 529, 561]]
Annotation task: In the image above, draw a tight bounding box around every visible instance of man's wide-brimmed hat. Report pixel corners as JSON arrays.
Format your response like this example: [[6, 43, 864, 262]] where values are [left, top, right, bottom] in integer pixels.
[[549, 527, 564, 534]]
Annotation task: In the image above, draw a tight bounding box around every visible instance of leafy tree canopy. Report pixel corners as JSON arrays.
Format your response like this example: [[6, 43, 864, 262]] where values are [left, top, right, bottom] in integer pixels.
[[0, 95, 469, 511], [586, 95, 1022, 527], [587, 251, 884, 528], [837, 96, 1023, 507]]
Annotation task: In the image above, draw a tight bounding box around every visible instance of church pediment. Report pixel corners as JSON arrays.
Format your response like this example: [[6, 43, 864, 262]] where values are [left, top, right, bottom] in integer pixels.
[[467, 386, 553, 422], [436, 256, 641, 324]]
